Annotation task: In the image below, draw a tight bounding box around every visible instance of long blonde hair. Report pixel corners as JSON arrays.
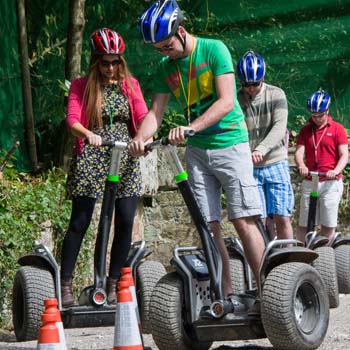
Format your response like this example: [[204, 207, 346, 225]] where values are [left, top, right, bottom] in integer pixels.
[[83, 54, 134, 128]]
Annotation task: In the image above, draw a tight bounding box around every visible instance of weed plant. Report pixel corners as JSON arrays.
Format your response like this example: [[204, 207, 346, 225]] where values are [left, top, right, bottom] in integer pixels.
[[0, 167, 95, 329]]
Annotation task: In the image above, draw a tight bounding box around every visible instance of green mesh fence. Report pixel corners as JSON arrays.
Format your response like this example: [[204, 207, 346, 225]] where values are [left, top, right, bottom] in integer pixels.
[[0, 0, 349, 171], [214, 0, 350, 126], [0, 0, 30, 170]]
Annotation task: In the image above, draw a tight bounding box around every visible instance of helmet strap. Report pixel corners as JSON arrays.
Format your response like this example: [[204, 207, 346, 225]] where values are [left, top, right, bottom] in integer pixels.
[[175, 32, 186, 54]]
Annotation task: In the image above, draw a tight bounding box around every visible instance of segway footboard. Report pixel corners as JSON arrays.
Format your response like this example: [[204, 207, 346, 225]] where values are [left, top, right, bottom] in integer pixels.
[[61, 305, 116, 328]]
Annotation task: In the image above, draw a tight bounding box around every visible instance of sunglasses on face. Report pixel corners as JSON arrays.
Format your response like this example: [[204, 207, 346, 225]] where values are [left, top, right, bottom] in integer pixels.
[[242, 81, 262, 88], [100, 59, 122, 67]]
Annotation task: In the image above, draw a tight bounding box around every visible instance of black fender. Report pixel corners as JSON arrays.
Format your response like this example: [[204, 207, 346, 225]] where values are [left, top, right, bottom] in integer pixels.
[[17, 247, 60, 301], [332, 236, 350, 248], [18, 253, 57, 277], [261, 246, 318, 283], [307, 235, 329, 249]]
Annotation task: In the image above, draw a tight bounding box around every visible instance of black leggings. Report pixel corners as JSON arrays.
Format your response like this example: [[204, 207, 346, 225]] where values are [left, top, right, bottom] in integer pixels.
[[60, 196, 138, 282]]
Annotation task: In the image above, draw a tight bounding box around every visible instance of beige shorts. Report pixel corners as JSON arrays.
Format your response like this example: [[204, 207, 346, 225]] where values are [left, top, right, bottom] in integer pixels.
[[298, 179, 343, 228], [184, 143, 262, 222]]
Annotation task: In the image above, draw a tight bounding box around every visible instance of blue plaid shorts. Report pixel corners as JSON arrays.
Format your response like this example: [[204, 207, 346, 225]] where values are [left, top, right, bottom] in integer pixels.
[[253, 160, 294, 218]]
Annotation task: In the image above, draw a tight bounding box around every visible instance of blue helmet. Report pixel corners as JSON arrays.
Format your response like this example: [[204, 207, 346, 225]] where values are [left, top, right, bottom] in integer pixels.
[[307, 90, 331, 113], [236, 51, 266, 82], [139, 0, 184, 44]]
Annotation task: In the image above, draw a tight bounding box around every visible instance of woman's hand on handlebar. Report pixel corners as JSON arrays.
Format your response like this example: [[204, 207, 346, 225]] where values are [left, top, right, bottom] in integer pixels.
[[86, 131, 102, 146], [168, 126, 193, 145]]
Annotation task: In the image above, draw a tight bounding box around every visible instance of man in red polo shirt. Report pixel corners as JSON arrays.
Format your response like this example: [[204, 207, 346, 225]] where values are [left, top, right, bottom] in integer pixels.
[[295, 89, 348, 243]]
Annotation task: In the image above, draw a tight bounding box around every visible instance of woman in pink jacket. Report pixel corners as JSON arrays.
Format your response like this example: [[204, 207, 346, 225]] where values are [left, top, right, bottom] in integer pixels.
[[61, 28, 148, 307]]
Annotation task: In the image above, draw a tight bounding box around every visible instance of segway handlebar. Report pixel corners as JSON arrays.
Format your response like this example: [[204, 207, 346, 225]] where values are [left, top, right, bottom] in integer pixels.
[[308, 171, 329, 177], [144, 130, 195, 152], [86, 139, 128, 150], [101, 140, 128, 150]]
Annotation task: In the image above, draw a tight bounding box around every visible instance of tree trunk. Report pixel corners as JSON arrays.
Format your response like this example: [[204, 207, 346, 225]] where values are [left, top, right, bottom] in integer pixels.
[[56, 0, 86, 169], [16, 0, 38, 171], [65, 0, 86, 82]]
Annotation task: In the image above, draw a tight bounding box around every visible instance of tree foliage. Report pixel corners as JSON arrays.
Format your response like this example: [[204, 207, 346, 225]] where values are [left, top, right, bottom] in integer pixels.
[[18, 0, 349, 168]]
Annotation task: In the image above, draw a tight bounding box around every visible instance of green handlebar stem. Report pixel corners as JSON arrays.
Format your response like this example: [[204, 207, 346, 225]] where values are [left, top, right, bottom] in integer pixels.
[[174, 171, 188, 183]]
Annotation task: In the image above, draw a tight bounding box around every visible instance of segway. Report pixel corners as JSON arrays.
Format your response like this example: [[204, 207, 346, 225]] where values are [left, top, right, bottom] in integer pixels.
[[303, 171, 350, 297], [12, 140, 166, 341], [145, 132, 329, 350]]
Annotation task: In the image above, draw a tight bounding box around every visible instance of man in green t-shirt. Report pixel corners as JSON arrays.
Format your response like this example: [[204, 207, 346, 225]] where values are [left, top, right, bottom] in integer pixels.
[[129, 0, 264, 303]]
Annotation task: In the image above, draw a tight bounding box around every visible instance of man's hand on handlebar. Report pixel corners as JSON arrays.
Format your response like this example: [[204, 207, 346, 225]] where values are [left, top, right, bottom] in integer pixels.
[[128, 137, 146, 157], [326, 170, 338, 180], [168, 126, 193, 145], [129, 127, 195, 156], [298, 166, 309, 177]]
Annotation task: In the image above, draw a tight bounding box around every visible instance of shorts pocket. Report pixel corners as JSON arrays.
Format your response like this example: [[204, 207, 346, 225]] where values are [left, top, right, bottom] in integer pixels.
[[240, 179, 261, 209], [336, 180, 344, 195]]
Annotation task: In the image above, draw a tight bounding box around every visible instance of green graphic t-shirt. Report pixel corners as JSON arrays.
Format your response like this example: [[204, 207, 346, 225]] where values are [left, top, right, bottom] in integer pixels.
[[153, 37, 248, 149]]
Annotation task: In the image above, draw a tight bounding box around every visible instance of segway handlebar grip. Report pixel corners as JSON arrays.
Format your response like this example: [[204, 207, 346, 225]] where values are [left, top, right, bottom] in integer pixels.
[[100, 140, 128, 150], [144, 130, 195, 152], [101, 140, 115, 147], [85, 139, 115, 147]]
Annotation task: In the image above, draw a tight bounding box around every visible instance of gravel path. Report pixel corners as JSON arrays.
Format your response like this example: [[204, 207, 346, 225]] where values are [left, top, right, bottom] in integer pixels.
[[1, 294, 349, 350]]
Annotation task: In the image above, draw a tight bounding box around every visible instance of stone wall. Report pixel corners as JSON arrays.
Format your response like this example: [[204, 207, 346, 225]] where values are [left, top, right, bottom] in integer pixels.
[[36, 145, 349, 280], [133, 145, 350, 267]]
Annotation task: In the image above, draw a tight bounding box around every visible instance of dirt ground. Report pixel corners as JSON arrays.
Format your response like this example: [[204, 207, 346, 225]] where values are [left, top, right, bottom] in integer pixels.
[[0, 294, 349, 350]]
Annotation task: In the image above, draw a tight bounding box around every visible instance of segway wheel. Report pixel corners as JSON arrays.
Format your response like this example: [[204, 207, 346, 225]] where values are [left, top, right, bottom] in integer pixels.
[[335, 244, 350, 294], [229, 256, 246, 294], [312, 246, 339, 308], [150, 272, 212, 350], [262, 262, 329, 350], [12, 266, 55, 341], [312, 247, 339, 309], [136, 260, 166, 334]]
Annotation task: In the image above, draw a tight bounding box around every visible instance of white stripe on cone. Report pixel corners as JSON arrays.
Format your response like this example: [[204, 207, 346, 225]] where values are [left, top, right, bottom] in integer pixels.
[[56, 321, 67, 350], [37, 344, 60, 350], [113, 301, 142, 349], [129, 285, 140, 324]]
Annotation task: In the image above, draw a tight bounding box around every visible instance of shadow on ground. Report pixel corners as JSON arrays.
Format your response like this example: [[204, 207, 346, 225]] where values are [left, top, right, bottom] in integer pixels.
[[0, 330, 16, 342], [213, 345, 273, 350]]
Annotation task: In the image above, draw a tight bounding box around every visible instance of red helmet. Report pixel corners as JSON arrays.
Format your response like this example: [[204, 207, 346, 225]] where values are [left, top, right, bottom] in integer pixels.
[[90, 28, 125, 54]]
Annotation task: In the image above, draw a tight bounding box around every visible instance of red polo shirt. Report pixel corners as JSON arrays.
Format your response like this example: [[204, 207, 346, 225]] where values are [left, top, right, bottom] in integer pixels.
[[297, 115, 348, 181]]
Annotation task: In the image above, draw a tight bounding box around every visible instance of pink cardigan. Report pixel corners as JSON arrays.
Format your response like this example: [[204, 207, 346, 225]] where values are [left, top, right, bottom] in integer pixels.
[[66, 76, 148, 154]]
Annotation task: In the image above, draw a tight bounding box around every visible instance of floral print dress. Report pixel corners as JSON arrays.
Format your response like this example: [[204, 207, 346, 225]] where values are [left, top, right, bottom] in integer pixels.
[[66, 83, 141, 199]]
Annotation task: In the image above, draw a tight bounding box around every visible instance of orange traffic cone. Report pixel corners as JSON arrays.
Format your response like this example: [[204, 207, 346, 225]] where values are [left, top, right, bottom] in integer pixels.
[[44, 298, 67, 350], [37, 313, 60, 350], [120, 267, 140, 324], [113, 280, 143, 350]]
